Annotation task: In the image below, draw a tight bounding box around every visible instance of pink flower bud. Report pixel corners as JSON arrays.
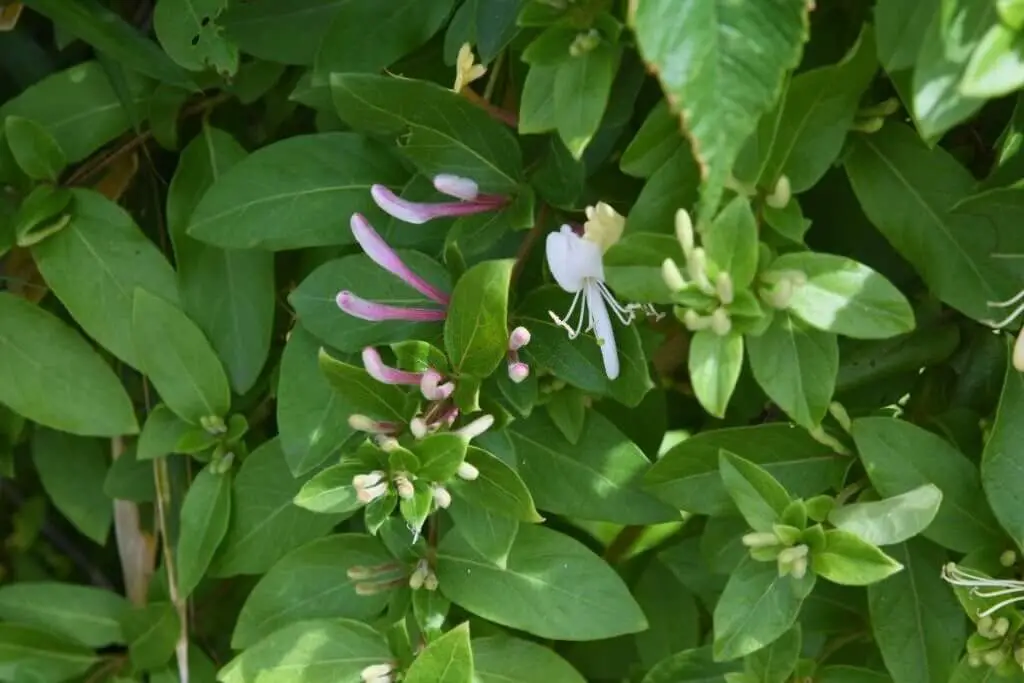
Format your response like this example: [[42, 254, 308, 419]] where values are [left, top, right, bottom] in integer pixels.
[[337, 291, 446, 322], [508, 361, 530, 383], [508, 326, 531, 350], [362, 346, 422, 385], [420, 368, 454, 400], [433, 174, 479, 201]]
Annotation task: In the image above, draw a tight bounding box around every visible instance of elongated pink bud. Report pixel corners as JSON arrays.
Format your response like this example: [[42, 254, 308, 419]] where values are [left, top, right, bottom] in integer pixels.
[[337, 291, 446, 322], [362, 347, 422, 385], [433, 174, 479, 201], [350, 213, 450, 305], [371, 184, 507, 225]]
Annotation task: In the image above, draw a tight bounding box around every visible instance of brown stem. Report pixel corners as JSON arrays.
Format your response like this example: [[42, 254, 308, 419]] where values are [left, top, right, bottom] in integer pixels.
[[462, 89, 518, 128], [511, 205, 548, 286], [603, 525, 645, 564]]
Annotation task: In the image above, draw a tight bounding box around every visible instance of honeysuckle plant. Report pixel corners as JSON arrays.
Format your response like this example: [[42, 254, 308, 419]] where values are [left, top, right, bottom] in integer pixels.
[[5, 2, 1024, 683]]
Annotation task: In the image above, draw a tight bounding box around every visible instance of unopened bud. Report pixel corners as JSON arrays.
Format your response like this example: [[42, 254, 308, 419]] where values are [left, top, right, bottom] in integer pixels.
[[349, 414, 394, 434], [994, 617, 1010, 637], [688, 248, 714, 294], [742, 532, 779, 549], [433, 174, 479, 201], [1002, 550, 1018, 567], [1015, 647, 1024, 666], [432, 484, 452, 509], [508, 361, 530, 383], [675, 208, 694, 256], [853, 117, 885, 133], [346, 565, 376, 580], [1013, 328, 1024, 372], [456, 414, 494, 440], [200, 415, 228, 435], [375, 435, 400, 452], [361, 663, 395, 683], [394, 474, 415, 500], [710, 307, 732, 336], [355, 581, 387, 596], [766, 175, 791, 209], [409, 559, 430, 590], [509, 326, 531, 350], [569, 29, 600, 56], [790, 555, 808, 579], [424, 572, 439, 591], [457, 460, 480, 481], [410, 417, 428, 439], [662, 258, 686, 292], [357, 481, 389, 504], [352, 471, 385, 489], [762, 279, 794, 309], [683, 309, 709, 331], [715, 272, 734, 305], [984, 649, 1007, 667], [778, 544, 809, 565], [979, 616, 995, 637], [969, 653, 984, 668]]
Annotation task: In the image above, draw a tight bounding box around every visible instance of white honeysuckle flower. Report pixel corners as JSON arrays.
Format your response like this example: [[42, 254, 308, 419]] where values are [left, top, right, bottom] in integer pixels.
[[545, 224, 662, 380], [942, 562, 1024, 619], [454, 43, 487, 93]]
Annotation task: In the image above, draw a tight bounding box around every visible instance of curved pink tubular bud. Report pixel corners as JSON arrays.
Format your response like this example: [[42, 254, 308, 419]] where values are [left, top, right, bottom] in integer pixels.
[[337, 291, 446, 322], [371, 184, 507, 225], [362, 347, 423, 385], [350, 214, 450, 305], [420, 369, 455, 400], [433, 174, 479, 201]]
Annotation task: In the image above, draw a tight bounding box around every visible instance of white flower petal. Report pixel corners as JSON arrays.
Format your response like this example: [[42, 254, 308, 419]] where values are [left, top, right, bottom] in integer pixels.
[[586, 282, 619, 380], [545, 226, 603, 293]]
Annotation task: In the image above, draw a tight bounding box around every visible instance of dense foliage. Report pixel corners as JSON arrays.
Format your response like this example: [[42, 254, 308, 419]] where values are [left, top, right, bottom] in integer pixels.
[[3, 0, 1024, 682]]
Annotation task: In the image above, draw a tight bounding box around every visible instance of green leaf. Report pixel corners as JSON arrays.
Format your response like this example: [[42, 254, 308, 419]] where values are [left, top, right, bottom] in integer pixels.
[[293, 461, 367, 515], [505, 411, 676, 524], [768, 252, 915, 339], [876, 0, 940, 72], [405, 622, 473, 683], [554, 45, 619, 159], [4, 115, 66, 181], [32, 429, 112, 545], [631, 0, 809, 220], [132, 289, 231, 424], [32, 189, 180, 369], [212, 439, 349, 576], [154, 0, 238, 75], [232, 534, 395, 649], [620, 100, 685, 178], [517, 286, 654, 407], [816, 667, 892, 683], [168, 126, 274, 395], [104, 446, 156, 502], [475, 0, 520, 61], [746, 624, 800, 683], [219, 619, 392, 683], [812, 529, 904, 586], [643, 646, 741, 683], [961, 23, 1024, 98], [449, 446, 542, 523], [0, 583, 128, 648], [318, 349, 411, 424], [316, 0, 454, 74], [189, 133, 408, 250], [689, 330, 743, 418], [445, 259, 514, 377], [290, 253, 449, 353], [0, 623, 97, 682], [911, 0, 995, 141], [436, 524, 647, 641], [746, 312, 838, 428], [0, 293, 137, 436], [411, 433, 468, 481], [519, 65, 558, 135], [138, 404, 191, 460], [867, 540, 965, 683], [845, 124, 1024, 322], [633, 559, 701, 668], [704, 196, 758, 289], [712, 557, 815, 661], [220, 0, 343, 65], [22, 0, 194, 88], [176, 465, 232, 599], [828, 485, 943, 547], [331, 73, 522, 192], [741, 28, 877, 194], [278, 328, 355, 476], [603, 233, 687, 304], [718, 450, 792, 532], [473, 636, 586, 683], [122, 602, 179, 671], [646, 423, 846, 515], [851, 417, 1003, 552], [982, 346, 1024, 549], [448, 501, 518, 566], [545, 388, 586, 444], [0, 61, 149, 163]]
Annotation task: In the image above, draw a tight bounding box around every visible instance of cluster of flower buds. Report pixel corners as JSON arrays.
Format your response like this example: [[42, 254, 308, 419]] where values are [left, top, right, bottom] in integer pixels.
[[409, 558, 439, 591], [347, 562, 404, 596], [507, 326, 531, 383], [661, 208, 736, 337], [742, 530, 809, 579], [852, 98, 900, 134]]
